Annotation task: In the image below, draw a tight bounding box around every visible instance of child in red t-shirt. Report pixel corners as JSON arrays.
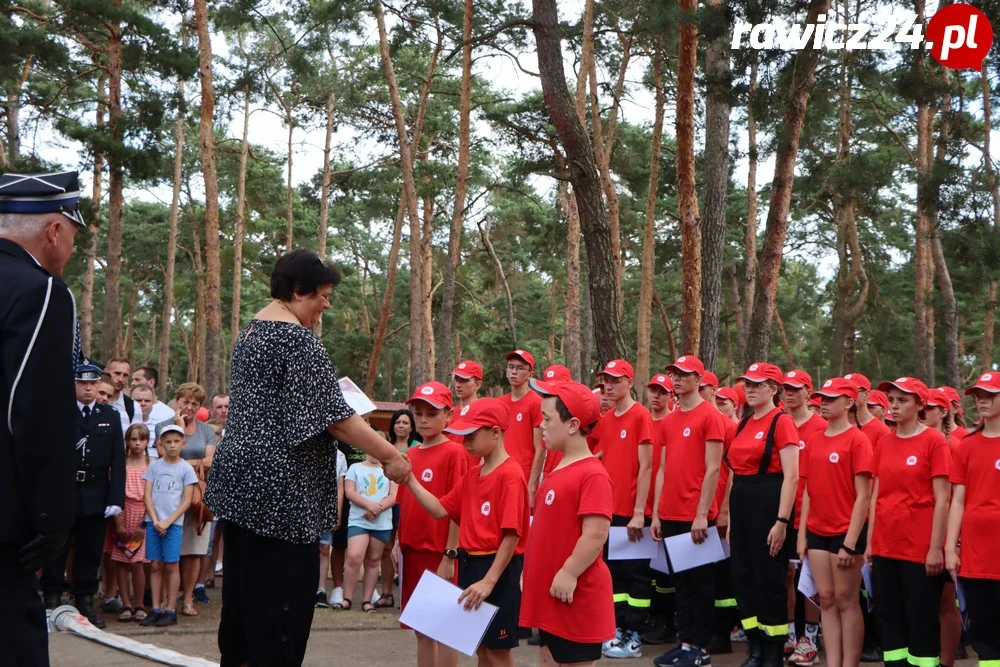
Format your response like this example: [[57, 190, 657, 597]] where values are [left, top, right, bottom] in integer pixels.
[[447, 361, 484, 467], [406, 398, 530, 666], [498, 350, 544, 506], [868, 377, 951, 667], [399, 382, 470, 667], [519, 379, 615, 666], [540, 364, 574, 476], [945, 373, 1000, 667], [796, 378, 873, 667]]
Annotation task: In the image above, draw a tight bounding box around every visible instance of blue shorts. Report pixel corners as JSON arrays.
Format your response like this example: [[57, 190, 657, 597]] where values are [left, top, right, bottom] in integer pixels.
[[346, 526, 391, 543], [146, 523, 184, 563], [319, 530, 334, 546]]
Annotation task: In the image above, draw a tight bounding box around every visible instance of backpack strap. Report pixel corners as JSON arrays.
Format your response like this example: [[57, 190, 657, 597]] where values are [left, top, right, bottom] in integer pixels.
[[757, 411, 784, 477], [722, 413, 753, 470], [123, 394, 135, 421]]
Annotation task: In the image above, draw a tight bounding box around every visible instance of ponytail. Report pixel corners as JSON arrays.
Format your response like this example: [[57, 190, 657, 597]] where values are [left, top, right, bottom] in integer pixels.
[[941, 416, 951, 445], [771, 382, 784, 407]]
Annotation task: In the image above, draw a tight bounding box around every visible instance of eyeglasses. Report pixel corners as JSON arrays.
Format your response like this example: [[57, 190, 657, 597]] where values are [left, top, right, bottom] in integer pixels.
[[506, 364, 530, 373]]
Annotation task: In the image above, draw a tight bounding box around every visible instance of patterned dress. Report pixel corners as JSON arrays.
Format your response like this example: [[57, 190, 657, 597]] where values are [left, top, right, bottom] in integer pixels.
[[104, 465, 148, 563]]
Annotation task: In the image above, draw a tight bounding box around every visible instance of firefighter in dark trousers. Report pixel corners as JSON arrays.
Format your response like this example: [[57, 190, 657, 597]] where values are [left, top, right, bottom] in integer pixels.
[[0, 170, 86, 667], [724, 363, 800, 667], [41, 362, 126, 629]]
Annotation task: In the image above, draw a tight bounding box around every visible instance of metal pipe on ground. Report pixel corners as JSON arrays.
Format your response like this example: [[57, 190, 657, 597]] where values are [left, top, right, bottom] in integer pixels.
[[49, 606, 219, 667]]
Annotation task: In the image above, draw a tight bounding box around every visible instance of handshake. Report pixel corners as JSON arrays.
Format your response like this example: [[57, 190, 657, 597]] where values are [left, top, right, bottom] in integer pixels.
[[382, 450, 413, 486]]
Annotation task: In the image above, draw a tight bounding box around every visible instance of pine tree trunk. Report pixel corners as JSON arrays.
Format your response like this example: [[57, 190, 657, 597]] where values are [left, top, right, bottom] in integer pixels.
[[532, 0, 627, 363], [741, 55, 759, 364], [435, 0, 473, 379], [192, 228, 207, 386], [232, 85, 250, 344], [699, 0, 732, 369], [421, 192, 435, 375], [314, 88, 336, 338], [981, 65, 998, 371], [636, 42, 664, 389], [194, 0, 223, 396], [677, 0, 702, 356], [774, 308, 794, 369], [744, 0, 828, 364], [102, 3, 124, 360], [984, 281, 996, 372], [562, 179, 582, 380], [365, 199, 406, 395], [479, 218, 517, 345], [160, 37, 186, 399], [81, 68, 105, 359], [547, 279, 558, 366], [581, 262, 594, 375], [931, 67, 958, 389], [285, 115, 294, 249]]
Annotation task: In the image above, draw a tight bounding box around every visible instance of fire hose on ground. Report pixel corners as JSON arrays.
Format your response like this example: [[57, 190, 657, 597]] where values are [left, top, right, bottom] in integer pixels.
[[49, 605, 219, 667]]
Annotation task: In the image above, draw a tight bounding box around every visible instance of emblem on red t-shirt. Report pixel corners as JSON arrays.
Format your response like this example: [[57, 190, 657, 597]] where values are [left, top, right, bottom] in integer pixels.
[[683, 427, 691, 437], [994, 458, 1000, 470], [829, 452, 840, 464], [544, 489, 555, 506], [755, 431, 764, 440], [516, 413, 523, 422], [906, 455, 918, 466], [421, 469, 433, 482], [619, 429, 627, 439], [481, 501, 492, 516]]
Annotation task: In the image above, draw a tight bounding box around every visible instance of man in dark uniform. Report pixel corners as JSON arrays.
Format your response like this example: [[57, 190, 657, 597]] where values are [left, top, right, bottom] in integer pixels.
[[0, 171, 85, 666], [41, 361, 125, 628]]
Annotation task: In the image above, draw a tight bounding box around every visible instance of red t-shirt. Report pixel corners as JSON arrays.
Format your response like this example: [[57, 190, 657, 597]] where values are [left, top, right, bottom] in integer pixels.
[[398, 440, 471, 553], [793, 414, 828, 529], [520, 457, 615, 642], [800, 428, 873, 536], [439, 457, 530, 555], [498, 391, 543, 483], [645, 417, 667, 517], [860, 418, 891, 458], [872, 428, 951, 563], [950, 425, 969, 444], [587, 402, 653, 517], [949, 432, 1000, 580], [725, 408, 799, 476], [657, 401, 728, 521]]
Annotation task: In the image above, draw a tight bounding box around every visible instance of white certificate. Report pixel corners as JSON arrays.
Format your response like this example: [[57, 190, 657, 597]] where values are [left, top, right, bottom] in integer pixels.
[[398, 571, 499, 656], [607, 527, 659, 561], [797, 557, 820, 607], [663, 526, 728, 572], [650, 542, 671, 574]]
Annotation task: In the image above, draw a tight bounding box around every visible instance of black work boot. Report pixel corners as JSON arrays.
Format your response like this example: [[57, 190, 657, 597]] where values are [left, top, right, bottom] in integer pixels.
[[76, 596, 106, 629], [740, 630, 764, 667], [760, 639, 785, 667]]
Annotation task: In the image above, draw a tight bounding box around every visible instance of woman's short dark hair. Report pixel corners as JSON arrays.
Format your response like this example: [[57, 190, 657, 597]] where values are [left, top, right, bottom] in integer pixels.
[[388, 408, 420, 446], [270, 248, 342, 301]]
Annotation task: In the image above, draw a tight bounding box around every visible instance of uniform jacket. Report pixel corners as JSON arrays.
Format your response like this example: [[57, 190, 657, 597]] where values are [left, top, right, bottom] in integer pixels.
[[0, 239, 78, 545], [74, 402, 126, 516]]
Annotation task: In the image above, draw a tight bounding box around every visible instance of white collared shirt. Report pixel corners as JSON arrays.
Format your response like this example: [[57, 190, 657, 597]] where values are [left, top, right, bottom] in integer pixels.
[[113, 392, 142, 439], [144, 400, 176, 459]]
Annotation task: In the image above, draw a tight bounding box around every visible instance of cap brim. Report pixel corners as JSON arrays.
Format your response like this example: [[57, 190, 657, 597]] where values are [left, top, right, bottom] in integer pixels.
[[505, 353, 533, 367], [739, 374, 772, 383], [664, 364, 698, 374], [783, 381, 809, 389], [61, 208, 85, 227], [453, 372, 480, 380], [877, 381, 914, 395], [965, 384, 1000, 395], [406, 396, 449, 409], [529, 378, 558, 396], [811, 390, 853, 400], [443, 423, 479, 436]]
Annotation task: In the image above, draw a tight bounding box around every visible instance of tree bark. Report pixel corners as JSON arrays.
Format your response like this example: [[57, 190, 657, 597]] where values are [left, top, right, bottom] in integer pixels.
[[194, 0, 223, 396], [81, 68, 105, 359], [677, 0, 702, 356], [285, 111, 294, 249], [421, 192, 435, 375], [160, 28, 186, 399], [435, 0, 473, 379], [741, 55, 759, 364], [985, 281, 996, 373], [561, 179, 582, 380], [931, 226, 959, 388], [365, 199, 406, 395], [636, 41, 664, 389], [191, 228, 207, 386], [101, 2, 124, 360], [982, 65, 998, 371], [774, 308, 794, 369], [479, 218, 517, 345], [532, 0, 627, 363], [744, 0, 829, 364], [699, 0, 732, 369], [232, 85, 250, 344]]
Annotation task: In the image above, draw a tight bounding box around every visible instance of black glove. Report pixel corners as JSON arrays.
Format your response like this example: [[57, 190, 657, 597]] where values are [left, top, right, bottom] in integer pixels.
[[18, 531, 70, 573]]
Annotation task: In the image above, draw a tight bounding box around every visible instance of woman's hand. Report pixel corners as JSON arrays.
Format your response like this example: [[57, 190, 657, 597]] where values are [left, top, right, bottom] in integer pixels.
[[925, 547, 944, 577], [837, 547, 856, 570], [383, 451, 412, 485], [767, 522, 787, 557]]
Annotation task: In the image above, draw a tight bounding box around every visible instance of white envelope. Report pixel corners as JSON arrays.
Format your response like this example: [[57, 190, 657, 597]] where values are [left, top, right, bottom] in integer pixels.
[[607, 527, 659, 560], [650, 542, 670, 574], [663, 526, 728, 572], [398, 571, 499, 656], [797, 557, 820, 607]]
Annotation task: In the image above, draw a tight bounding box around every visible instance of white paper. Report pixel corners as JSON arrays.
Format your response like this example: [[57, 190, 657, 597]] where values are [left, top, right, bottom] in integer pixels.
[[861, 563, 874, 611], [663, 526, 728, 572], [721, 537, 731, 559], [607, 527, 659, 561], [797, 557, 820, 607], [338, 376, 378, 416], [650, 542, 670, 574], [398, 571, 499, 656]]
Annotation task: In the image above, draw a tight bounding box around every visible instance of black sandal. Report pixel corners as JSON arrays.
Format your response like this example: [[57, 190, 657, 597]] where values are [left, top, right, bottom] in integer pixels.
[[334, 598, 351, 611], [374, 593, 394, 608], [362, 602, 376, 613]]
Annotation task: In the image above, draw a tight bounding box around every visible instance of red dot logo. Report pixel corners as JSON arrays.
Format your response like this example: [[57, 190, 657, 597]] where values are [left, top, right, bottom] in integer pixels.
[[421, 468, 433, 482], [927, 4, 993, 71]]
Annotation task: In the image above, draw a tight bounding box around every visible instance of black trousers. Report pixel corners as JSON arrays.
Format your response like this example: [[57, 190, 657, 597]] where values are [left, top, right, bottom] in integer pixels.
[[959, 577, 1000, 663], [713, 556, 738, 634], [663, 520, 716, 648], [0, 544, 49, 667], [730, 474, 789, 643], [650, 567, 675, 620], [218, 521, 319, 667], [605, 514, 652, 633], [871, 556, 943, 667], [40, 513, 104, 598]]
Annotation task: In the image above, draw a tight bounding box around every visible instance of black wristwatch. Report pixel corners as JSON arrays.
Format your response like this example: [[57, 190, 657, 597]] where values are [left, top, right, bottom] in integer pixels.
[[444, 548, 459, 560], [841, 543, 860, 555], [776, 516, 790, 525]]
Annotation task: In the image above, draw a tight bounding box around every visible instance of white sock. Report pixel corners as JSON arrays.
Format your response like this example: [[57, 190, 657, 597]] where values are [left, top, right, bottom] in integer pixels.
[[788, 626, 797, 643], [805, 623, 819, 643]]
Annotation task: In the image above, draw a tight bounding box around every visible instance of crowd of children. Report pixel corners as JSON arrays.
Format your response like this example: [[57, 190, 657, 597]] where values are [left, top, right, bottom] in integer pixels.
[[379, 349, 997, 667]]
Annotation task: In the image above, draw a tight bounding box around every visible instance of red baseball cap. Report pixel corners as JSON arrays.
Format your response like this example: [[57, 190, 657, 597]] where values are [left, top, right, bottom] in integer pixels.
[[453, 360, 483, 380], [965, 372, 1000, 395], [443, 397, 509, 435], [732, 382, 747, 407], [925, 388, 950, 409], [783, 370, 814, 391], [878, 377, 930, 404], [665, 355, 706, 376], [542, 364, 572, 382], [740, 362, 784, 384], [406, 381, 454, 410], [808, 396, 822, 408], [843, 373, 872, 391], [716, 387, 738, 404], [531, 379, 602, 430], [866, 389, 890, 411], [700, 371, 719, 388], [811, 377, 859, 401], [505, 349, 535, 370], [938, 386, 962, 405], [598, 359, 634, 380], [647, 373, 675, 393]]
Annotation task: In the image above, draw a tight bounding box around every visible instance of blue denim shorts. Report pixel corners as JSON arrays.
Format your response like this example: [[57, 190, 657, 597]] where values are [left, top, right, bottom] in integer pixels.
[[346, 526, 391, 543], [319, 530, 334, 546], [146, 523, 184, 563]]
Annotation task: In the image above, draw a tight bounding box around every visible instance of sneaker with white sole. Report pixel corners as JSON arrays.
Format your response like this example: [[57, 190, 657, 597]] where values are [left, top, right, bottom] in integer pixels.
[[730, 627, 747, 643], [784, 637, 797, 658], [787, 637, 819, 666], [603, 628, 624, 653], [605, 630, 643, 659], [330, 586, 344, 608]]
